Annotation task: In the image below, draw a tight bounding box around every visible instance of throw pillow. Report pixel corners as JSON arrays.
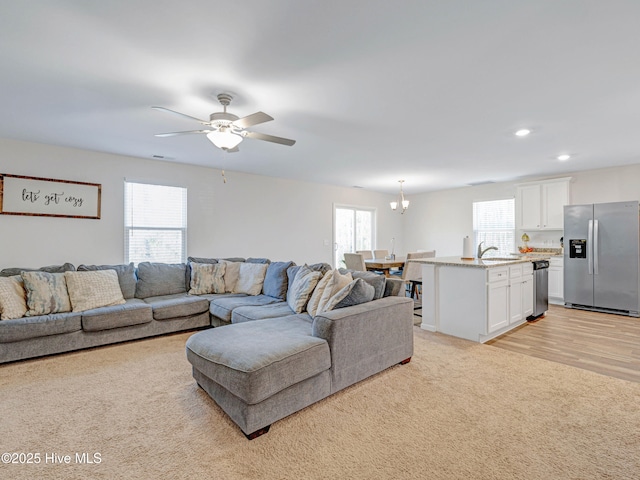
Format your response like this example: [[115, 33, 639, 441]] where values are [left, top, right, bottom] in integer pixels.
[[344, 270, 387, 300], [186, 257, 218, 289], [220, 260, 242, 293], [64, 270, 127, 312], [0, 275, 28, 320], [21, 271, 72, 316], [287, 265, 322, 314], [77, 263, 137, 299], [315, 269, 353, 315], [263, 261, 295, 300], [287, 263, 331, 293], [306, 270, 333, 317], [189, 262, 226, 295], [234, 263, 269, 295], [330, 278, 376, 310]]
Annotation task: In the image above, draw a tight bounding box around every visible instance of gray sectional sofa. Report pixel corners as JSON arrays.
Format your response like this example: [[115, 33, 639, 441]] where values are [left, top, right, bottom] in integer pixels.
[[0, 261, 213, 363], [0, 256, 414, 439]]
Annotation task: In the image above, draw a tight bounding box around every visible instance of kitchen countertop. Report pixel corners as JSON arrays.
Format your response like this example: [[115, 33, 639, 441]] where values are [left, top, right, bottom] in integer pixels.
[[413, 255, 546, 269]]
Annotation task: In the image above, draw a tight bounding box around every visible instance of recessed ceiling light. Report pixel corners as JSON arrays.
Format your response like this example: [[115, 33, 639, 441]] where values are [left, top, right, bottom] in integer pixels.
[[557, 154, 571, 161], [515, 129, 531, 137]]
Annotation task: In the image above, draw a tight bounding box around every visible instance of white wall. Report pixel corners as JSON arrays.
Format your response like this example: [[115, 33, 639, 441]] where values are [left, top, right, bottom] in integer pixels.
[[403, 163, 640, 257], [5, 137, 637, 269], [0, 138, 402, 269]]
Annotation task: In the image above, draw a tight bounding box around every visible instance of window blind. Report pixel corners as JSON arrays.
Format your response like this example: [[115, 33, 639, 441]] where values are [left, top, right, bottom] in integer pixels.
[[124, 182, 187, 264], [473, 198, 515, 257]]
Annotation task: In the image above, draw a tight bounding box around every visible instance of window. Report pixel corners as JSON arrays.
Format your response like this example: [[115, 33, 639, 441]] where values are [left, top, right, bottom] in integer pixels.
[[473, 198, 515, 257], [334, 206, 375, 268], [124, 181, 187, 264]]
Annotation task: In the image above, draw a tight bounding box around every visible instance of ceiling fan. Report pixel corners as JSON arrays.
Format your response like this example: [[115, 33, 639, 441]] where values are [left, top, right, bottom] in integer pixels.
[[152, 93, 296, 152]]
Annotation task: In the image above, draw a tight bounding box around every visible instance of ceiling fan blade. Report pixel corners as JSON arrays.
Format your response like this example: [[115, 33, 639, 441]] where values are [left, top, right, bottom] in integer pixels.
[[154, 130, 211, 137], [151, 106, 209, 125], [244, 131, 296, 146], [233, 112, 273, 129]]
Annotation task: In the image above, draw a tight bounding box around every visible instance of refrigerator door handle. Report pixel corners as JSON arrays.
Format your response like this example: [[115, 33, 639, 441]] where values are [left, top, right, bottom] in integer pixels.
[[593, 219, 599, 275], [588, 219, 593, 275]]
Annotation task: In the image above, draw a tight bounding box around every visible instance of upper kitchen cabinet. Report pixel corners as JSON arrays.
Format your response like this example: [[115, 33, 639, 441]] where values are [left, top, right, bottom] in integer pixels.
[[516, 178, 571, 230]]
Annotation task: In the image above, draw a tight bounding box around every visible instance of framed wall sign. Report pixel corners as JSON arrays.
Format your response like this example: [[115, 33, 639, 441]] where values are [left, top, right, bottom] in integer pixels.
[[0, 174, 101, 219]]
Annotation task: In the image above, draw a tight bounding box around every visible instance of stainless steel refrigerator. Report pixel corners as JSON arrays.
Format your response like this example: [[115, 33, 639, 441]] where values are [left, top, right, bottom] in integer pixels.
[[564, 201, 640, 317]]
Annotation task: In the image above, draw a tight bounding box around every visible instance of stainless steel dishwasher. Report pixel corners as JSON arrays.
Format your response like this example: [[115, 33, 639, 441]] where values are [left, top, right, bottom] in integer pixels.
[[528, 260, 549, 320]]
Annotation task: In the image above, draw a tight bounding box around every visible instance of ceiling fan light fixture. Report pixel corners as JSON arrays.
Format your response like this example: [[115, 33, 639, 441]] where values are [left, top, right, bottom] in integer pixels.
[[206, 130, 243, 150]]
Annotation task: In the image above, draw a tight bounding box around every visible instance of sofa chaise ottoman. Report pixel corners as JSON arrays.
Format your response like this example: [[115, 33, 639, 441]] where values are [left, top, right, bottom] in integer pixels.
[[186, 293, 414, 439]]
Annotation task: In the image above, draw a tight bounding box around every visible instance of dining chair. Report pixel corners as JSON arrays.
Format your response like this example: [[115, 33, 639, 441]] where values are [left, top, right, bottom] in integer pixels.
[[344, 252, 367, 271], [356, 250, 373, 260], [402, 251, 436, 311], [373, 249, 389, 259]]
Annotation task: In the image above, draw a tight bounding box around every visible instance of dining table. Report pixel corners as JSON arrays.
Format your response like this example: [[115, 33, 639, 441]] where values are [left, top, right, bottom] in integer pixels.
[[364, 257, 405, 277]]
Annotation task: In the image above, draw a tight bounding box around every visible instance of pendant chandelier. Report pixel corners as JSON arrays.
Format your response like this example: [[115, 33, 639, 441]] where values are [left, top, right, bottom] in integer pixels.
[[390, 180, 409, 214]]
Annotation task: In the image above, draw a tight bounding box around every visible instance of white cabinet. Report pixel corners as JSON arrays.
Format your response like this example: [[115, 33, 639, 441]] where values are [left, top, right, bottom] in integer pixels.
[[548, 256, 564, 305], [421, 261, 535, 343], [488, 267, 509, 332], [517, 178, 570, 230], [518, 184, 542, 230], [488, 264, 533, 332], [507, 263, 534, 325], [522, 274, 534, 317], [508, 265, 523, 324]]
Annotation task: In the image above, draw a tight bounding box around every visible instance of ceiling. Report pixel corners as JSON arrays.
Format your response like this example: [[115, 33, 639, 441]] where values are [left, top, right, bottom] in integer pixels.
[[1, 1, 640, 195]]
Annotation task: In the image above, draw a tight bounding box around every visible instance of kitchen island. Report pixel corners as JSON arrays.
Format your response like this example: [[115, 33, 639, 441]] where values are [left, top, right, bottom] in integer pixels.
[[413, 256, 536, 343]]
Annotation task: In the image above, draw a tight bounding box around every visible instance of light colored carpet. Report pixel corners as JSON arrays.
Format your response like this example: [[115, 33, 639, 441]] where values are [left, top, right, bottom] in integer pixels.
[[1, 328, 639, 480]]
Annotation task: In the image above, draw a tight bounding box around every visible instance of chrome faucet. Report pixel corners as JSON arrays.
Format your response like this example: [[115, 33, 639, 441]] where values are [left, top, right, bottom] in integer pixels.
[[477, 241, 498, 258]]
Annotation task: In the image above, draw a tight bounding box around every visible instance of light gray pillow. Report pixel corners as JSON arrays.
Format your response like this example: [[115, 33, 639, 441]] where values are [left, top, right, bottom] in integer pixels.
[[344, 270, 386, 300], [287, 265, 322, 314], [331, 278, 376, 310]]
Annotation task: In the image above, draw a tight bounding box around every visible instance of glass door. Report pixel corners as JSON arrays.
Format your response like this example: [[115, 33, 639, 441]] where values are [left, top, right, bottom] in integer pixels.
[[334, 205, 375, 268]]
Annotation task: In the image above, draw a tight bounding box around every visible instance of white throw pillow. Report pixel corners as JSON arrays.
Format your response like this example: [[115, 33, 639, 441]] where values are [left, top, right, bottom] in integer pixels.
[[189, 262, 226, 295], [0, 275, 28, 320], [64, 270, 126, 312], [316, 269, 353, 315], [306, 270, 333, 317], [287, 265, 322, 314], [21, 271, 72, 316], [234, 263, 269, 295]]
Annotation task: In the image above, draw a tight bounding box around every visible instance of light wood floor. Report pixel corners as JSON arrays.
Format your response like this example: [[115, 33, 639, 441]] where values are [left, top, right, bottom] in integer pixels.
[[486, 304, 640, 383]]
